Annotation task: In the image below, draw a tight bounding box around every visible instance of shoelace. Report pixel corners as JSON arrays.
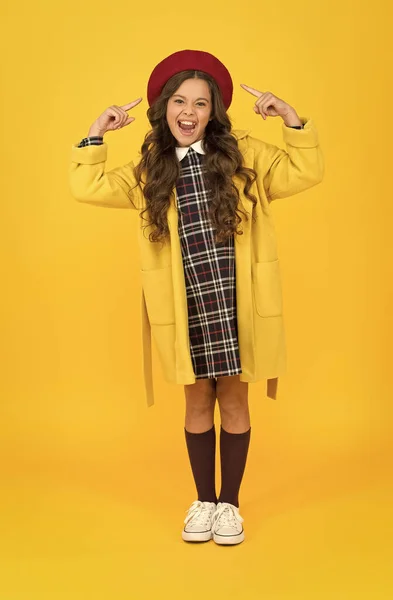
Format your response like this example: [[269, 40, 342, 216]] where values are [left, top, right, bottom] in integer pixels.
[[184, 500, 216, 527], [211, 503, 244, 533]]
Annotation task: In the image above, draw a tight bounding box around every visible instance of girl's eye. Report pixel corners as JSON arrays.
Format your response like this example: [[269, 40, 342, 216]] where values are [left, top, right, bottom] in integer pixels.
[[174, 99, 206, 107]]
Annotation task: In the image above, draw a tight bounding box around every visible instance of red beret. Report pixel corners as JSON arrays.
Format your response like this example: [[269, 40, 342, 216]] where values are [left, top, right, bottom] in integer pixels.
[[147, 49, 233, 110]]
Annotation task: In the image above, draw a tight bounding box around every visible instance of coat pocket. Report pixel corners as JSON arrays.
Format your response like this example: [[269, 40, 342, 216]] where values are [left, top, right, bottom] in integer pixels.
[[252, 260, 283, 317], [141, 265, 175, 325]]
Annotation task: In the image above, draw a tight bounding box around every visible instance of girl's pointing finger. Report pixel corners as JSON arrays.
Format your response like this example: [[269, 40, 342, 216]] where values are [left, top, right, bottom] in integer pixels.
[[120, 98, 143, 111], [240, 84, 263, 97]]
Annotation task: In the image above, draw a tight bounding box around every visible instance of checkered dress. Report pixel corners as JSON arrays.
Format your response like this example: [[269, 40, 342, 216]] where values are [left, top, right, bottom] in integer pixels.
[[175, 147, 242, 379]]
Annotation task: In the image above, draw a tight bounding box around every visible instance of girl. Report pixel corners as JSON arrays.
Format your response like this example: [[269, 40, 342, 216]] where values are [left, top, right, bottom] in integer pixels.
[[69, 49, 324, 546]]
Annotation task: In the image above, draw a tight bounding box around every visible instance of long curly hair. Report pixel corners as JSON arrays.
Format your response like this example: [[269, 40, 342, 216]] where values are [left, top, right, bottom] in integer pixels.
[[131, 70, 258, 246]]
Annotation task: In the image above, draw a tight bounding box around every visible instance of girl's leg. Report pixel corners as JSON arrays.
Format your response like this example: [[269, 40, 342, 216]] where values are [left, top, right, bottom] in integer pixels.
[[184, 378, 217, 433], [184, 378, 217, 503], [216, 375, 251, 508]]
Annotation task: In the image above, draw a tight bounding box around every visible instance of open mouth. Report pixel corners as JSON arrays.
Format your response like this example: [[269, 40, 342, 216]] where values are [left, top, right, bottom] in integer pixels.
[[177, 120, 197, 136]]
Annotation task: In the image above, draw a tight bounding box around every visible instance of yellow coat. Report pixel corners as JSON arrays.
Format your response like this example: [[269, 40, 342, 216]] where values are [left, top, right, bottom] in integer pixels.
[[69, 117, 324, 407]]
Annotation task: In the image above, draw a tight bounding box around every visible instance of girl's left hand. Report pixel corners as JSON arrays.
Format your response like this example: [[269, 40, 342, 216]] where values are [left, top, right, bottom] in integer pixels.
[[240, 84, 293, 120]]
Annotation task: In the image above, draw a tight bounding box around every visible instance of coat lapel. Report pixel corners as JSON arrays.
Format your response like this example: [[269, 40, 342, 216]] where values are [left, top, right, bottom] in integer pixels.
[[167, 191, 195, 381]]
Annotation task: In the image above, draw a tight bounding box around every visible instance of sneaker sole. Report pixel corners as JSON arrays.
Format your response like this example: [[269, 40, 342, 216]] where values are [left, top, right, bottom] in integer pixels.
[[213, 530, 245, 545], [182, 530, 213, 542]]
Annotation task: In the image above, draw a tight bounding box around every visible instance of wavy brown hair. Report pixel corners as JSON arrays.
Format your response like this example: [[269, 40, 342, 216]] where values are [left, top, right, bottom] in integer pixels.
[[131, 70, 258, 245]]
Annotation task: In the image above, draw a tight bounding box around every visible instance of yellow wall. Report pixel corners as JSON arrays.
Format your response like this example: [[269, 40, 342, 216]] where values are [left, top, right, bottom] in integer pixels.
[[0, 0, 391, 598]]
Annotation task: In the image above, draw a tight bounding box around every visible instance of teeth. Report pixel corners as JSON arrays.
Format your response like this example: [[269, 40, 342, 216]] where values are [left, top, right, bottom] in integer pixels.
[[179, 121, 196, 126]]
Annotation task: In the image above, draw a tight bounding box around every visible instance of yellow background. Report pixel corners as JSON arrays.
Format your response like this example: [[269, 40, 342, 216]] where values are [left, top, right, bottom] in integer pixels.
[[1, 0, 392, 598]]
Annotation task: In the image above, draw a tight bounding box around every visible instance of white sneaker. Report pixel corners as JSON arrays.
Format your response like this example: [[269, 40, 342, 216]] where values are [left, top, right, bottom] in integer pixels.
[[211, 502, 245, 545], [182, 500, 217, 542]]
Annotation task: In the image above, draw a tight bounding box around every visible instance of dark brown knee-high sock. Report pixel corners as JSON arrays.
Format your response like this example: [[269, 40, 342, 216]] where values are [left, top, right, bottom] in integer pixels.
[[184, 424, 217, 504], [218, 425, 251, 508]]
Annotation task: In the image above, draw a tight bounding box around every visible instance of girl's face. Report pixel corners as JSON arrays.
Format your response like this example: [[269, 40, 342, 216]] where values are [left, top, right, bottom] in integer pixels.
[[166, 78, 212, 147]]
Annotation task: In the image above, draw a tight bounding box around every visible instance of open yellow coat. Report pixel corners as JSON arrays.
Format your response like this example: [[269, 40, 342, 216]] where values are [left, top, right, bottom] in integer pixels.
[[69, 117, 324, 407]]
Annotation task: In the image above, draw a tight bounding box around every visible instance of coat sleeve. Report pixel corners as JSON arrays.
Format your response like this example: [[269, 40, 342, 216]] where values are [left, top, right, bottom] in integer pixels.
[[69, 141, 141, 209], [251, 117, 324, 202]]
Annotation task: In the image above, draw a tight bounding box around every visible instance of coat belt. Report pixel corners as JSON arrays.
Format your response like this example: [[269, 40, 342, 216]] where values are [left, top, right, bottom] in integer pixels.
[[141, 288, 155, 407]]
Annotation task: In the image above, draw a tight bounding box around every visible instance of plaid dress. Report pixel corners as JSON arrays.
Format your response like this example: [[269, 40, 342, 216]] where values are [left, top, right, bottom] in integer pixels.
[[175, 147, 242, 380]]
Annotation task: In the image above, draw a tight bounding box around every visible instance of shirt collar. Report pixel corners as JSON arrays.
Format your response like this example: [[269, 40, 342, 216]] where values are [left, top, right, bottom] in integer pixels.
[[175, 138, 205, 161]]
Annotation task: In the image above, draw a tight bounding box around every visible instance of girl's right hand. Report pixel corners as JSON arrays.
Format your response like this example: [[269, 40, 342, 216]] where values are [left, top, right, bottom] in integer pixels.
[[89, 98, 143, 136]]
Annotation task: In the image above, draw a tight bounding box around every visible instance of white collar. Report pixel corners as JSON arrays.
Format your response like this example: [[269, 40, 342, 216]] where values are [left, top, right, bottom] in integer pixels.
[[175, 138, 205, 161]]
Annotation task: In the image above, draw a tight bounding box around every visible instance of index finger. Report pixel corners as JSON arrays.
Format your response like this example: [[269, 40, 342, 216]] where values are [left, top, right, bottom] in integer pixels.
[[120, 98, 143, 111], [240, 84, 263, 98]]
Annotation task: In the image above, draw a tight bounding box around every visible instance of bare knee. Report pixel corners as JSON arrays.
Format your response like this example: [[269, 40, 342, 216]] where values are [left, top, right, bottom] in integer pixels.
[[184, 378, 217, 432], [216, 375, 250, 432]]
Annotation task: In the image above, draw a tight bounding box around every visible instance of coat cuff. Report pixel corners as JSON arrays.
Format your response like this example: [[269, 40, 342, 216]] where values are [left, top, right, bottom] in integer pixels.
[[71, 142, 108, 165], [281, 116, 320, 148]]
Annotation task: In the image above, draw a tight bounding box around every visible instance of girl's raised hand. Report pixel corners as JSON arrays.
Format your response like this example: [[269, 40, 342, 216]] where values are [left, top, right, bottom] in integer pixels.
[[240, 84, 293, 121], [89, 98, 143, 135]]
